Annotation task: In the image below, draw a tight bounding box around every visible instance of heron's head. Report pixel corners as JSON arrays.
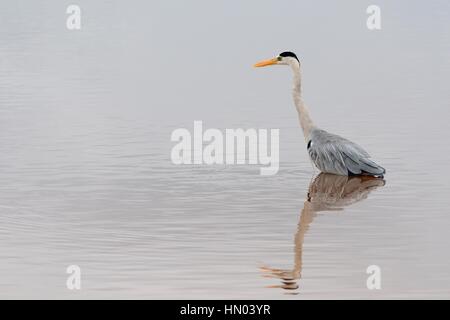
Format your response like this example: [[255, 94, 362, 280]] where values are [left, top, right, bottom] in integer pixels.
[[254, 51, 300, 68]]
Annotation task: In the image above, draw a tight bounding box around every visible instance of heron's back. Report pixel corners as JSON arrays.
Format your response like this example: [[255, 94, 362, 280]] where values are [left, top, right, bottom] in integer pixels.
[[307, 128, 385, 177]]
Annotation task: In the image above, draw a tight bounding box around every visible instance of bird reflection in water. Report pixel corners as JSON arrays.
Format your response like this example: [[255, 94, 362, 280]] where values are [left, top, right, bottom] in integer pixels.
[[260, 173, 385, 294]]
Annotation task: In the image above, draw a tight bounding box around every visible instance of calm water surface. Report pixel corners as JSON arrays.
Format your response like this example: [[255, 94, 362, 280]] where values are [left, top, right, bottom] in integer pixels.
[[1, 1, 450, 299]]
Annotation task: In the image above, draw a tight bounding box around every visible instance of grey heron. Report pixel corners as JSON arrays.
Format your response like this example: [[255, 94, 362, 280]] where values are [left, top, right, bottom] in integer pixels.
[[254, 52, 385, 177]]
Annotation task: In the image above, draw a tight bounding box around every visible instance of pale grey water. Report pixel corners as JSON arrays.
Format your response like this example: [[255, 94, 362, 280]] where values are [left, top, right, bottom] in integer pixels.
[[1, 0, 450, 299]]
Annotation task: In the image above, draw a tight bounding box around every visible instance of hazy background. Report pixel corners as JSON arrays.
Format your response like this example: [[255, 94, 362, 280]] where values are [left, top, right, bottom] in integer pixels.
[[0, 0, 449, 299]]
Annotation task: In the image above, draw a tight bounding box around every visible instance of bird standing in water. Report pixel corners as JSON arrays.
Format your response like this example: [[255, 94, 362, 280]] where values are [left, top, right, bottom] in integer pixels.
[[254, 52, 385, 177]]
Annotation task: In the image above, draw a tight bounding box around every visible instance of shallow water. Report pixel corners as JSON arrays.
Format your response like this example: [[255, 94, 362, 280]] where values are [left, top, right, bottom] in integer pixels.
[[1, 1, 450, 299]]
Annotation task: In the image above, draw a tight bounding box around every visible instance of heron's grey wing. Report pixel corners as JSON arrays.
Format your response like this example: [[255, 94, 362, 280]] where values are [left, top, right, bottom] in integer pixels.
[[308, 129, 385, 176]]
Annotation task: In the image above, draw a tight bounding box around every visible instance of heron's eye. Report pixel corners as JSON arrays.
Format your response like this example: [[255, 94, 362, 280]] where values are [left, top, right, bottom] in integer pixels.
[[277, 56, 282, 61]]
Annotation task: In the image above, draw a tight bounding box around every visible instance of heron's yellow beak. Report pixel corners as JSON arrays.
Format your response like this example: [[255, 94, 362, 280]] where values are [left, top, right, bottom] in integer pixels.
[[254, 58, 278, 68]]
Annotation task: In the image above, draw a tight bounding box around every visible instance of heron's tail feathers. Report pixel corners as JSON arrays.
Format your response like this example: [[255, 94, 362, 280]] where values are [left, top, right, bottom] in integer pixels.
[[359, 158, 385, 177]]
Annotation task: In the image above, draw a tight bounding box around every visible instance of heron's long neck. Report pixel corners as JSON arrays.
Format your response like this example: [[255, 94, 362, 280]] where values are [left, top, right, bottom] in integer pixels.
[[292, 64, 314, 141]]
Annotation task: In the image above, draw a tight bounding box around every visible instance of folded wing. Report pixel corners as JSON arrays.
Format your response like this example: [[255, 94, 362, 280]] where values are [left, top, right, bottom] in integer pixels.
[[308, 129, 385, 176]]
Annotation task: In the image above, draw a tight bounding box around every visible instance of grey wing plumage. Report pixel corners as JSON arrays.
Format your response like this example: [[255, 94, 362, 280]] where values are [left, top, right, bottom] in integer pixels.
[[307, 128, 385, 177]]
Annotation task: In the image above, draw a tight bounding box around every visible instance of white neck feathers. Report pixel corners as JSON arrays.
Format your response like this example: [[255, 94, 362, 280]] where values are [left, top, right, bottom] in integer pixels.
[[291, 62, 314, 141]]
